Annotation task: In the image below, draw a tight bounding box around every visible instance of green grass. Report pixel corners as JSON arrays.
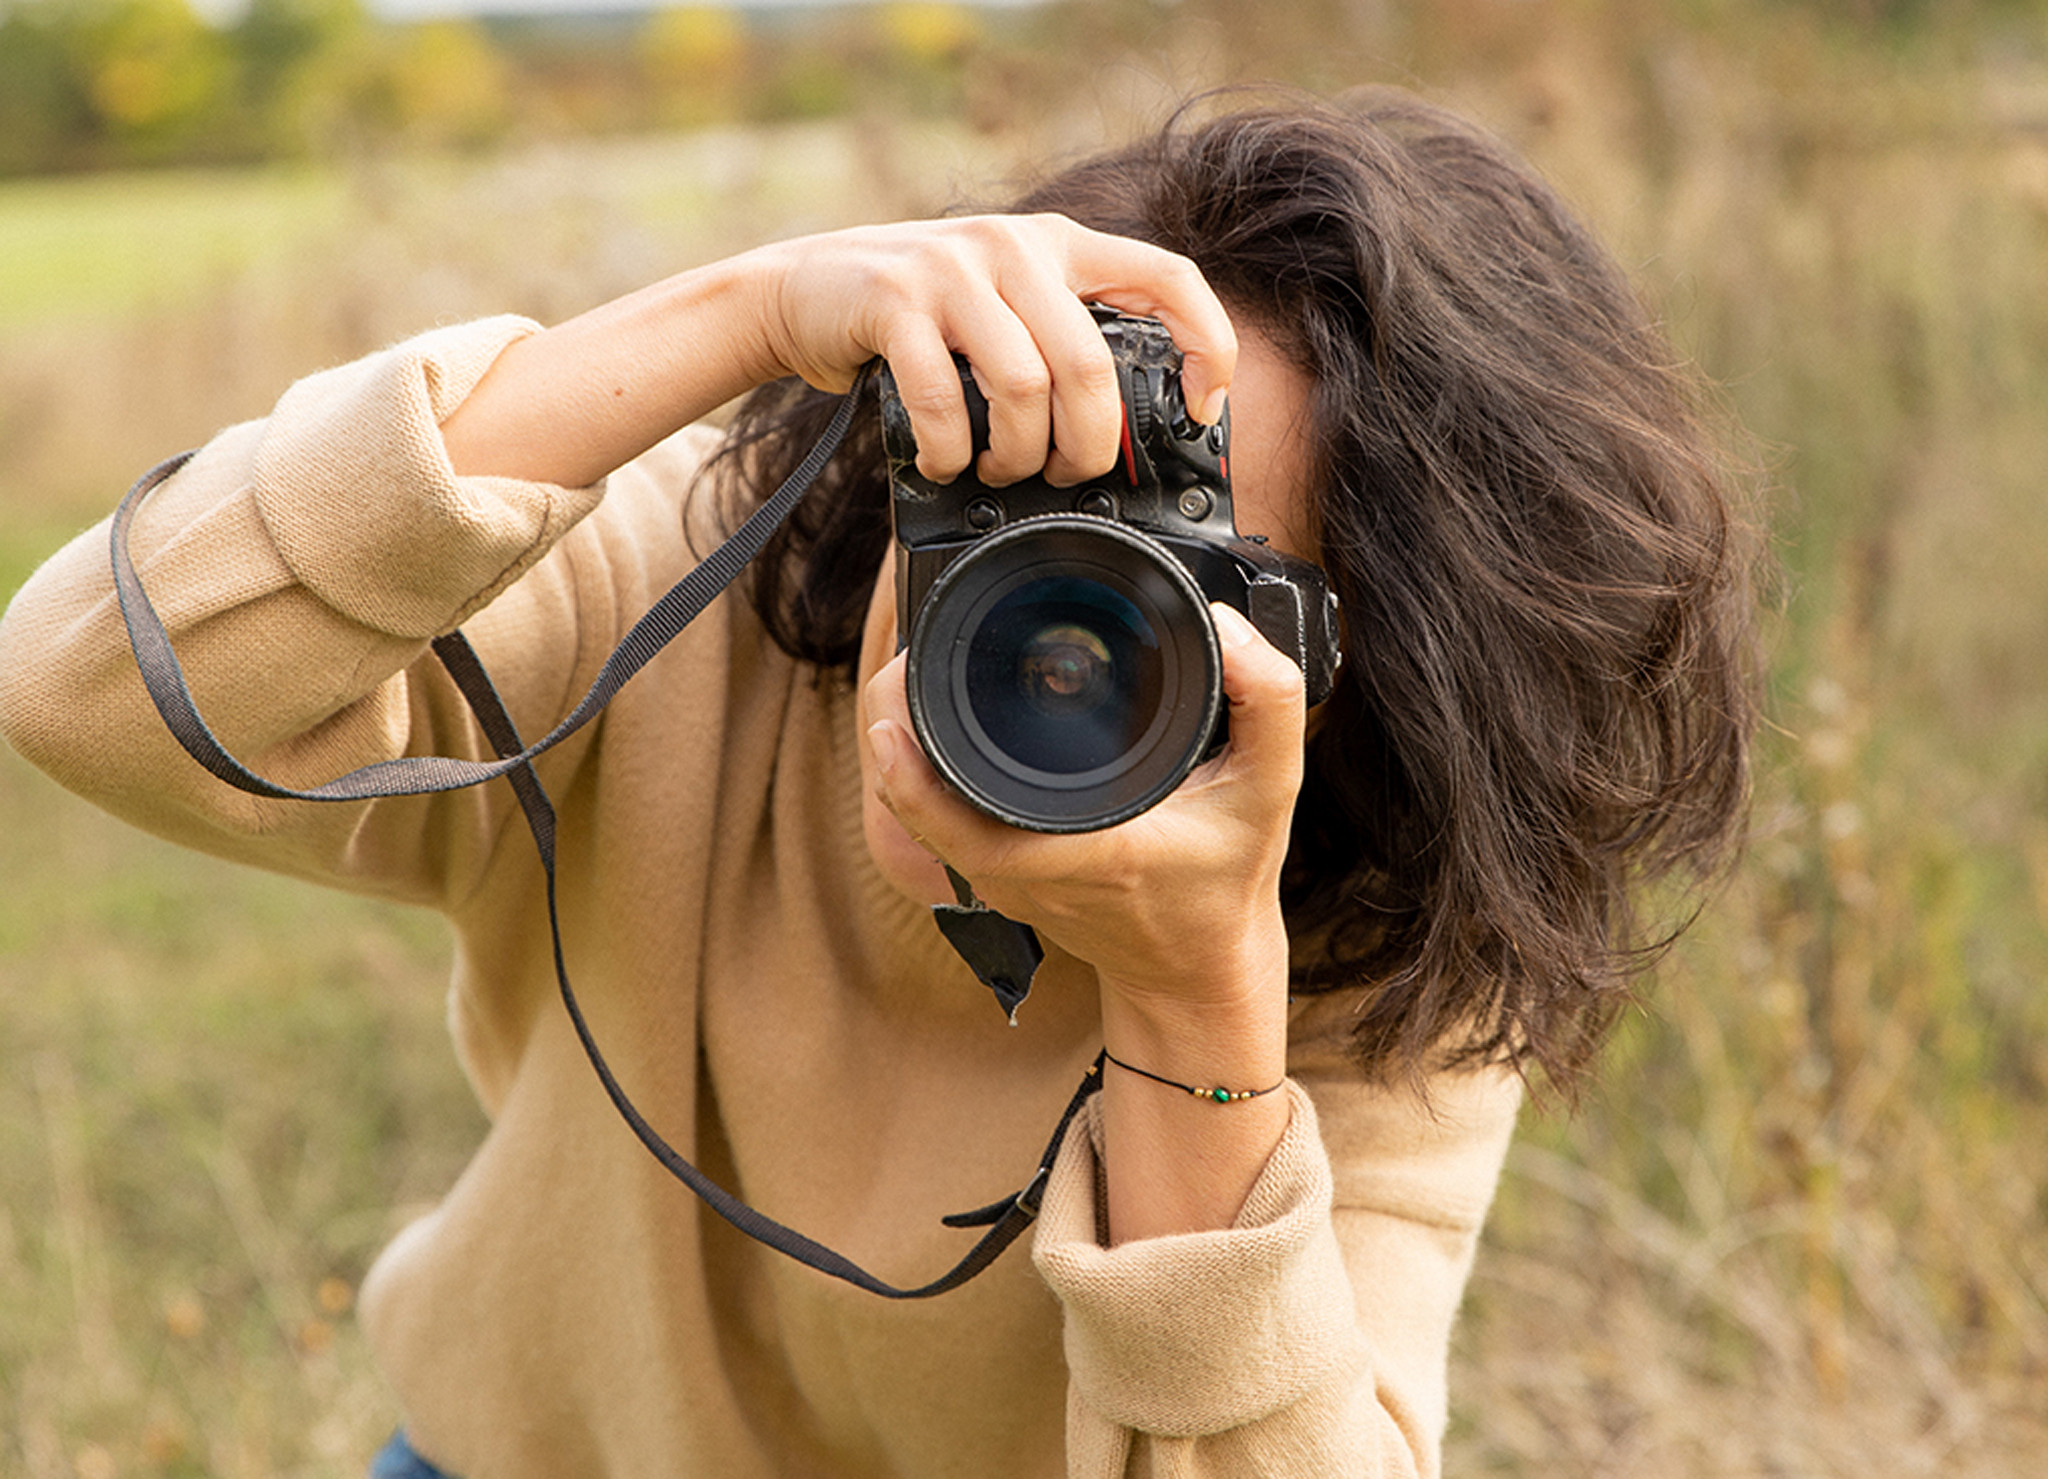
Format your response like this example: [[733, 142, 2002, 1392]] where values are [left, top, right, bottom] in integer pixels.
[[0, 746, 483, 1475], [0, 165, 350, 332]]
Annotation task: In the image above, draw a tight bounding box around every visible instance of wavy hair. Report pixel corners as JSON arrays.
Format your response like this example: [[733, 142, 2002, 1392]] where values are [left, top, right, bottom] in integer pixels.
[[707, 90, 1761, 1093]]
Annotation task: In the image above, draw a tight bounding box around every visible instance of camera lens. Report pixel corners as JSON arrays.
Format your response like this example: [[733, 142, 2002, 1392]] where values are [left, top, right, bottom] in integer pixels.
[[1017, 624, 1113, 717], [906, 516, 1222, 832], [965, 581, 1163, 776]]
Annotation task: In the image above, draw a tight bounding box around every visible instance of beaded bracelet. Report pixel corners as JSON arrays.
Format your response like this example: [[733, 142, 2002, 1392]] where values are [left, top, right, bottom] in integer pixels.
[[1102, 1049, 1284, 1105]]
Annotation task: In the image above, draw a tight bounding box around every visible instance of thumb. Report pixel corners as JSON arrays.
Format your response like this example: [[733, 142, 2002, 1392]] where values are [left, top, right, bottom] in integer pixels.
[[1208, 602, 1308, 803]]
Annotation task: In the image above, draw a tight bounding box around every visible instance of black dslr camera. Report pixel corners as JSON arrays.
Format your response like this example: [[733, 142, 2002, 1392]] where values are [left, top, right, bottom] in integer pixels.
[[880, 309, 1342, 833]]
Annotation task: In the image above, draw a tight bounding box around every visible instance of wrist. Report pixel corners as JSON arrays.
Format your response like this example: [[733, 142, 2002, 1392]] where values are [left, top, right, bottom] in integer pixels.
[[705, 242, 806, 389], [1094, 906, 1290, 1021], [1095, 916, 1290, 1087], [1094, 955, 1292, 1242], [1098, 993, 1287, 1087], [1101, 1048, 1285, 1106], [638, 253, 794, 401]]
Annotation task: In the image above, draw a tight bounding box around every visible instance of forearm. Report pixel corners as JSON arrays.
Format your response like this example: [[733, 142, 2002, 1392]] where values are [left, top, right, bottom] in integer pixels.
[[438, 253, 786, 487], [1095, 916, 1292, 1243]]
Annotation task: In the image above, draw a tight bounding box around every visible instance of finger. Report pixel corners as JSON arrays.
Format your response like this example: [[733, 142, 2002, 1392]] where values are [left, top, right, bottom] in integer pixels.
[[1208, 603, 1307, 807], [864, 654, 1007, 865], [879, 320, 977, 483], [863, 645, 916, 746], [994, 274, 1121, 487], [947, 297, 1056, 488], [865, 715, 940, 848], [1059, 230, 1239, 425], [1163, 305, 1238, 429]]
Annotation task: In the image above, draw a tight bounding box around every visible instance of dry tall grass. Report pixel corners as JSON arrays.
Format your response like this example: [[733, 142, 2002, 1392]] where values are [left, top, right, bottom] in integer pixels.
[[2, 3, 2044, 1475]]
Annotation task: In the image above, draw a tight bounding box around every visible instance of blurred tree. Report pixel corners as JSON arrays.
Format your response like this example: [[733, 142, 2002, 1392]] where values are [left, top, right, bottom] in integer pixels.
[[754, 31, 861, 121], [878, 1, 981, 66], [874, 0, 980, 113], [231, 0, 374, 155], [638, 5, 750, 128], [0, 0, 240, 167], [77, 0, 235, 160], [376, 18, 512, 149], [0, 1, 98, 172]]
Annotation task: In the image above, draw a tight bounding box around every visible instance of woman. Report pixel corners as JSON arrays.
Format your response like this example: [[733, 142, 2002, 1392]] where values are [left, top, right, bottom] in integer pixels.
[[0, 91, 1755, 1476]]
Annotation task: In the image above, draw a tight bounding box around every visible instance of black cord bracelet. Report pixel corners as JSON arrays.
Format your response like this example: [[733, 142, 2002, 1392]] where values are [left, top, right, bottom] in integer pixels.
[[1101, 1050, 1284, 1105]]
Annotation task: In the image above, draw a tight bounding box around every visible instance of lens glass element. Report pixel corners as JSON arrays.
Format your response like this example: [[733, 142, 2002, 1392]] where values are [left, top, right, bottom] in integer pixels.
[[964, 578, 1162, 775], [1018, 625, 1113, 715], [905, 515, 1222, 831]]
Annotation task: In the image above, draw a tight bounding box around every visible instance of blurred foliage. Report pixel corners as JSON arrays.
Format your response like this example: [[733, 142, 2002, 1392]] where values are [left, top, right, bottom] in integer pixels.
[[0, 0, 1026, 174], [5, 0, 2041, 178]]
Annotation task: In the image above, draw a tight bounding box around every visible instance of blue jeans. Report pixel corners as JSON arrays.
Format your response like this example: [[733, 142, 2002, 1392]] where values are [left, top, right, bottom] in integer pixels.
[[371, 1431, 460, 1479]]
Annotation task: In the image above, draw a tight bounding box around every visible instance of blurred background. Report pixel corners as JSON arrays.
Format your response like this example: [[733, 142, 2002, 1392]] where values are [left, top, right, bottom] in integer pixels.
[[2, 0, 2045, 1473]]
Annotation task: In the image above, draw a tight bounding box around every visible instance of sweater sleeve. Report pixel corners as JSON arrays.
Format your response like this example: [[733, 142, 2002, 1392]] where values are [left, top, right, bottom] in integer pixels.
[[0, 316, 609, 906], [1032, 1051, 1521, 1478]]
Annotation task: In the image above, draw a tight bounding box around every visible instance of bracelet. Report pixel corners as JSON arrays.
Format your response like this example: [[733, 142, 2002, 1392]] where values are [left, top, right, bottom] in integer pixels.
[[1101, 1049, 1284, 1105]]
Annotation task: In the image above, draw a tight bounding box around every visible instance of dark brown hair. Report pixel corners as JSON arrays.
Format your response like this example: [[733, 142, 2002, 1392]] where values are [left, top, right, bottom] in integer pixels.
[[709, 90, 1760, 1094]]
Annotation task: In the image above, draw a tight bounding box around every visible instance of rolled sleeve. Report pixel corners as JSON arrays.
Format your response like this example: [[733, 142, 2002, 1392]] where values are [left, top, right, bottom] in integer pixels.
[[1032, 1082, 1365, 1437], [253, 314, 599, 639]]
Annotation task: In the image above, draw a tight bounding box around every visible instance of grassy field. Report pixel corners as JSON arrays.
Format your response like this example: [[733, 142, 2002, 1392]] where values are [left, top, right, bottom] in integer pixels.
[[3, 3, 2047, 1474], [0, 168, 351, 334]]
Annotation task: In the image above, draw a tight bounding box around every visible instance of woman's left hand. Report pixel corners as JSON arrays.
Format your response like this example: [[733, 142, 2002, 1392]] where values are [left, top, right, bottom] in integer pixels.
[[865, 599, 1306, 1239], [864, 599, 1305, 1014]]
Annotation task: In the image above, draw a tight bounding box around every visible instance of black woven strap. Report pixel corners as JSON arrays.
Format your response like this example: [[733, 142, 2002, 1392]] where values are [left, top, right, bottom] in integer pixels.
[[111, 368, 872, 804], [108, 367, 1103, 1298]]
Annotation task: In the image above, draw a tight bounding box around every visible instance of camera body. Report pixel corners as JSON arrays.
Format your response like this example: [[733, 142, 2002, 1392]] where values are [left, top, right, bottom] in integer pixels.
[[880, 309, 1342, 833]]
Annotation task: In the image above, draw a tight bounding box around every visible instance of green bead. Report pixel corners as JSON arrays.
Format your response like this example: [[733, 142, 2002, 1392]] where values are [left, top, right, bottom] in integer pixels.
[[1213, 1088, 1232, 1103]]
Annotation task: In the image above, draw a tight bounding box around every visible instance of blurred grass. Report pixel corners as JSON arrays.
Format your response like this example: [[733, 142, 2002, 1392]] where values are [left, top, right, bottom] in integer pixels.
[[0, 168, 349, 333], [1427, 8, 2048, 1472], [0, 753, 478, 1475], [3, 2, 2047, 1474]]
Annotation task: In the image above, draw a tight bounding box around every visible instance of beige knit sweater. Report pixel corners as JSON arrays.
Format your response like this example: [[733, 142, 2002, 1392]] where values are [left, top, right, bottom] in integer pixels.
[[0, 318, 1521, 1478]]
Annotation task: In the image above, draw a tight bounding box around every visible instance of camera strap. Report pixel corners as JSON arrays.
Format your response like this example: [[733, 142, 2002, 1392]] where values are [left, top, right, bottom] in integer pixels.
[[108, 366, 1102, 1299], [933, 864, 1044, 1023]]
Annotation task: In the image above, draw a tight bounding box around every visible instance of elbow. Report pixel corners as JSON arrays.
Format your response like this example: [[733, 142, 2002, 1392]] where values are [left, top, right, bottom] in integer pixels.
[[0, 570, 78, 777], [0, 531, 142, 796]]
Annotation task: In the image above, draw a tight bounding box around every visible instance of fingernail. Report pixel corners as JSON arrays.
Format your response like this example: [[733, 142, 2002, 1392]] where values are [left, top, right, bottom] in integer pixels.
[[1212, 602, 1256, 648], [868, 719, 903, 776]]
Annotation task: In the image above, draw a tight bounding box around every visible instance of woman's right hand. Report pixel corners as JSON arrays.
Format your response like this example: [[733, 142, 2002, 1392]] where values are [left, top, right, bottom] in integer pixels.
[[747, 214, 1235, 487], [439, 215, 1236, 493]]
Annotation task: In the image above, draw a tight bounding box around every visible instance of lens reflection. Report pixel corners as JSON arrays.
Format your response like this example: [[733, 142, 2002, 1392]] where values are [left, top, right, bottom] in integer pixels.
[[1017, 625, 1113, 717], [966, 578, 1162, 776]]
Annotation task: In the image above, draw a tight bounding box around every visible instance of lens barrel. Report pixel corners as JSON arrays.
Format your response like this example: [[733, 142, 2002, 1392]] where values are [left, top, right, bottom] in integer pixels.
[[906, 516, 1223, 833]]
